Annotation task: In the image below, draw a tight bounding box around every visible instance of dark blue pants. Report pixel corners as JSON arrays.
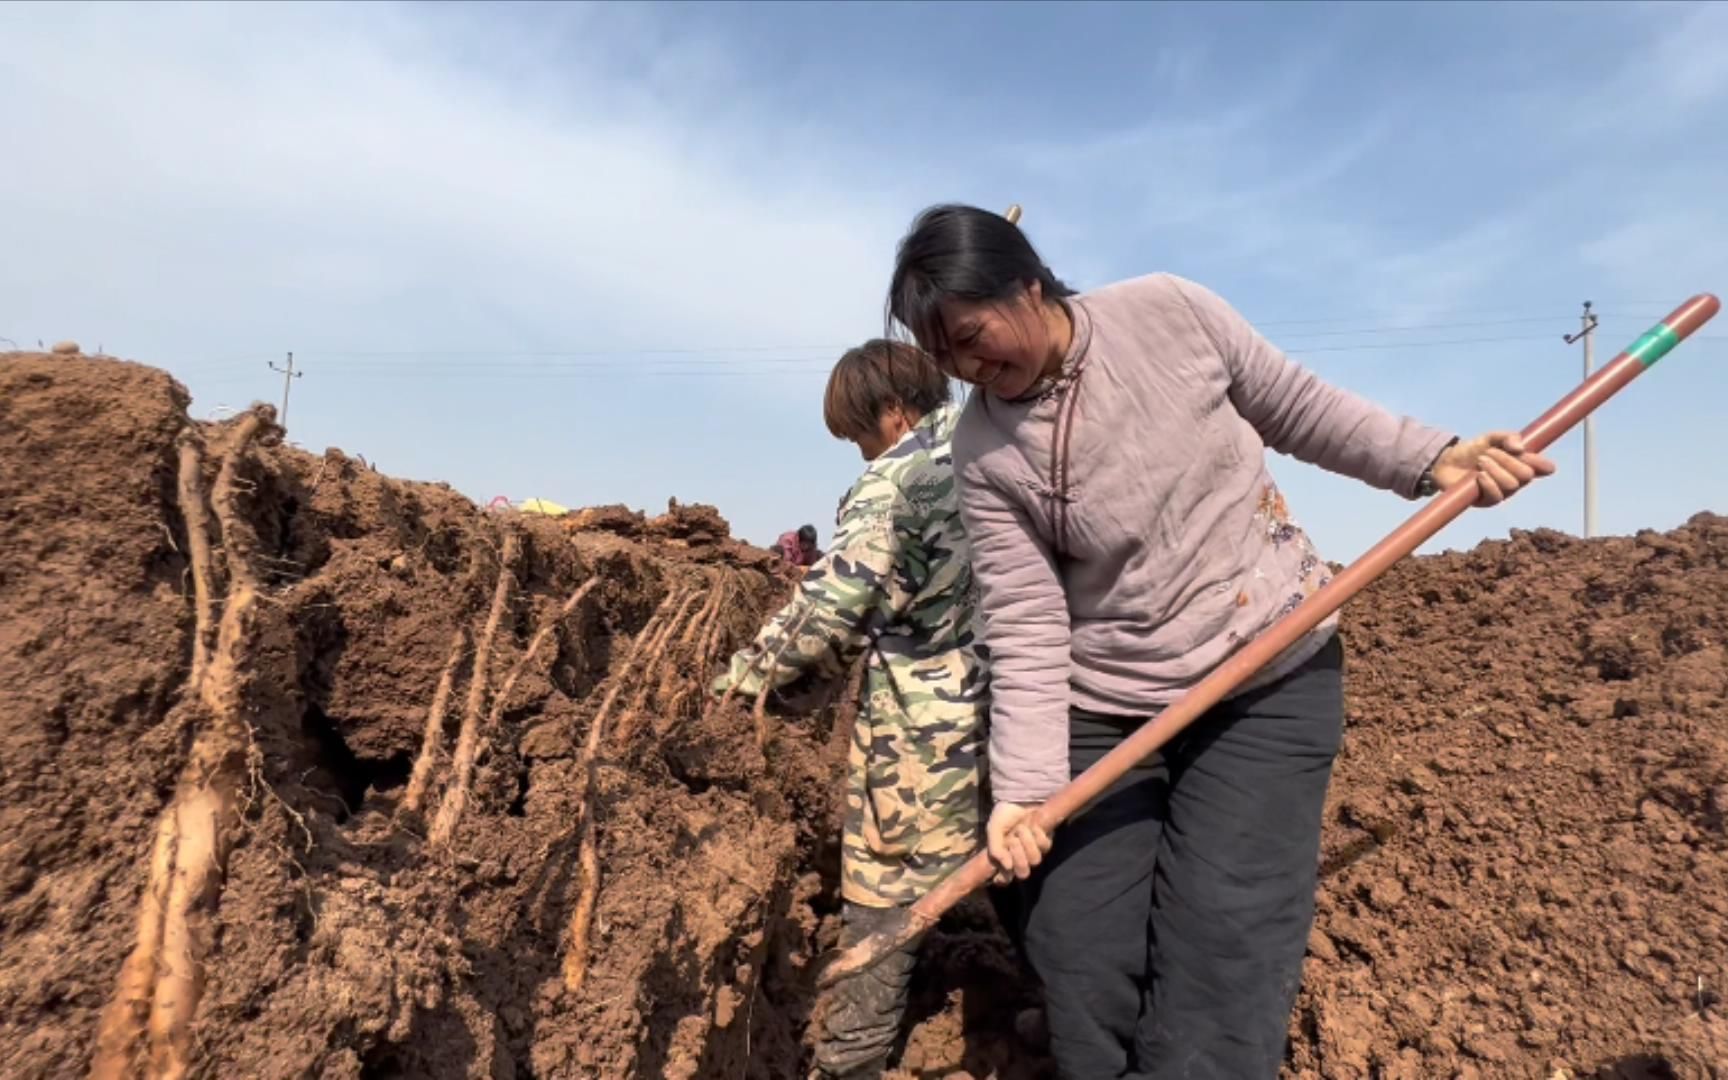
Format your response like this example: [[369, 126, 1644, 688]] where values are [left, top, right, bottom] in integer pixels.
[[1020, 635, 1344, 1079]]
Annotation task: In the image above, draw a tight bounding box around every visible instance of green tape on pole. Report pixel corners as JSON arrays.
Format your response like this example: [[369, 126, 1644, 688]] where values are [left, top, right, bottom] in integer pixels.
[[1626, 323, 1681, 368]]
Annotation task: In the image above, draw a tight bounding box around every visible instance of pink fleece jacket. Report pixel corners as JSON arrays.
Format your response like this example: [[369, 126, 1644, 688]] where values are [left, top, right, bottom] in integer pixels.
[[954, 273, 1456, 803]]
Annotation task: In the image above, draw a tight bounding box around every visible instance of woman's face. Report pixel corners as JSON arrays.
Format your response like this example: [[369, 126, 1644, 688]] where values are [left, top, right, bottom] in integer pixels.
[[936, 281, 1056, 400]]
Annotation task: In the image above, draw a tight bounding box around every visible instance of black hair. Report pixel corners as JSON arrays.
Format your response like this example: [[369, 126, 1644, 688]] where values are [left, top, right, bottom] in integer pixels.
[[887, 203, 1076, 368], [822, 338, 952, 441], [797, 524, 817, 544]]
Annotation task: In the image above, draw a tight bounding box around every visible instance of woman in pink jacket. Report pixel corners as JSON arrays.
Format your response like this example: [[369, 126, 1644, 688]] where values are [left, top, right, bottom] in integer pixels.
[[887, 204, 1554, 1078]]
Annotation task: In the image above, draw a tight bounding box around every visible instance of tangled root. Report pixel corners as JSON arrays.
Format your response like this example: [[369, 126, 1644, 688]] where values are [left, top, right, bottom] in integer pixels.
[[576, 587, 682, 767], [750, 606, 816, 749], [616, 588, 704, 743], [657, 573, 723, 705], [561, 583, 697, 993]]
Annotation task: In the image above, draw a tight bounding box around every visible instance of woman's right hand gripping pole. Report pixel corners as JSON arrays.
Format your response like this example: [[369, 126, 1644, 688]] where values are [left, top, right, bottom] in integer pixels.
[[988, 801, 1053, 883]]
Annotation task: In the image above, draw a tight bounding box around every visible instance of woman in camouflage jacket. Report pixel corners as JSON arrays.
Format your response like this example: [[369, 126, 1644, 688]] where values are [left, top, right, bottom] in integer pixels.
[[712, 339, 992, 1079]]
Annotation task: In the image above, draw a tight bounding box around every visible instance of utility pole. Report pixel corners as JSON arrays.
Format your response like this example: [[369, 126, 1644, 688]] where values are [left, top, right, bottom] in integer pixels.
[[1563, 302, 1600, 537], [267, 351, 302, 429]]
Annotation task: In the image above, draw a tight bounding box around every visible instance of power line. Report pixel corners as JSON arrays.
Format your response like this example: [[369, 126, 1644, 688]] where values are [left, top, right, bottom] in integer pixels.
[[162, 308, 1687, 369], [168, 333, 1726, 383], [230, 316, 1615, 362]]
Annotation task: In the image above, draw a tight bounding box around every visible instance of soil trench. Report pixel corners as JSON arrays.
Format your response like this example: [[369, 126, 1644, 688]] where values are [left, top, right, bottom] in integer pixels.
[[1, 352, 1723, 1079]]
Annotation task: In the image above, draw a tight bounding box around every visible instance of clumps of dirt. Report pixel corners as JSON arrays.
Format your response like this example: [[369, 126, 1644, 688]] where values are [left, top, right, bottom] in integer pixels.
[[0, 351, 849, 1079], [1288, 517, 1728, 1078], [565, 500, 779, 571]]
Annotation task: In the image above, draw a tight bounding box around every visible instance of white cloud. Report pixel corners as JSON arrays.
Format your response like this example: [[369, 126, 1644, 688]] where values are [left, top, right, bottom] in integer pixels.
[[0, 1, 910, 359], [0, 0, 937, 546]]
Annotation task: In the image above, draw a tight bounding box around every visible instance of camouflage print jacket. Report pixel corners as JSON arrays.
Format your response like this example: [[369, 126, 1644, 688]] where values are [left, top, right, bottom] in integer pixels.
[[712, 402, 989, 907]]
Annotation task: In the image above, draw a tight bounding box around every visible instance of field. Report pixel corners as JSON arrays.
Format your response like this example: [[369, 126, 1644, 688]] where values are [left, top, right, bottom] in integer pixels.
[[2, 351, 1723, 1078]]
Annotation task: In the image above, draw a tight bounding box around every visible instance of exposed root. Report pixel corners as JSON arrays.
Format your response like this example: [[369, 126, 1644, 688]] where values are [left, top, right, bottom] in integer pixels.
[[91, 409, 270, 1080], [658, 573, 723, 705], [751, 606, 817, 749], [698, 578, 734, 664], [678, 572, 723, 647], [652, 577, 731, 738], [490, 576, 599, 727], [90, 807, 177, 1080], [564, 579, 794, 993], [711, 592, 811, 722], [560, 584, 690, 993], [562, 803, 602, 994], [400, 625, 468, 816], [577, 588, 682, 767], [616, 588, 704, 742], [209, 414, 266, 592], [173, 434, 215, 684], [428, 528, 521, 849]]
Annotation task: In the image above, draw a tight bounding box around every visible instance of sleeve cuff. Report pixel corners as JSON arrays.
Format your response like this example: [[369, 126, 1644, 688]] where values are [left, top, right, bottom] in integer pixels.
[[989, 770, 1068, 806], [1400, 430, 1459, 499]]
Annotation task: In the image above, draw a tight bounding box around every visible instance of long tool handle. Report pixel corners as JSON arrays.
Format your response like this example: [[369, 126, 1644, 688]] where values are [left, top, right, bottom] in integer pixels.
[[819, 292, 1719, 987]]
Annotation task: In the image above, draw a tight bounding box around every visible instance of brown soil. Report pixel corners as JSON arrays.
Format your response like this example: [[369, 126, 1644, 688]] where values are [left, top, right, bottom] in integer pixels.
[[2, 350, 1724, 1079], [1286, 519, 1728, 1080], [0, 351, 842, 1080]]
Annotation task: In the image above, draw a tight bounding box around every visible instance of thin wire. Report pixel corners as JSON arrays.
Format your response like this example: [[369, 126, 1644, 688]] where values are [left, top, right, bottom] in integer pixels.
[[165, 311, 1666, 368], [151, 308, 1723, 381]]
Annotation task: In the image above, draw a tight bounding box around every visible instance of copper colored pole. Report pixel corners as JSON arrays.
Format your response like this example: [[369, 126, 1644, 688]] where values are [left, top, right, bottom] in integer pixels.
[[819, 292, 1720, 987]]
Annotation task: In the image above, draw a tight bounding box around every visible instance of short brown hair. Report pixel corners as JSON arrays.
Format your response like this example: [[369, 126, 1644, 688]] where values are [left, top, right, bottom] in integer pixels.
[[822, 339, 951, 441]]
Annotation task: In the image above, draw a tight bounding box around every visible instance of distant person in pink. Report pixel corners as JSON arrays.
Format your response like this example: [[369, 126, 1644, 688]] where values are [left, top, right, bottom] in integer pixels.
[[776, 524, 821, 568]]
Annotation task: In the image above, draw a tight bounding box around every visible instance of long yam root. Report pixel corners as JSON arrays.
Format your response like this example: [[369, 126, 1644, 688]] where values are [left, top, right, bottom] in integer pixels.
[[562, 803, 602, 993], [174, 435, 215, 684], [400, 625, 468, 815], [90, 803, 177, 1080], [628, 589, 701, 710], [429, 528, 521, 849], [91, 409, 269, 1080], [209, 413, 265, 591]]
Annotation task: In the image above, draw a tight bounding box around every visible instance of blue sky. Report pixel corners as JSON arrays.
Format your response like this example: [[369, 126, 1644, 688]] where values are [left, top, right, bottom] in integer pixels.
[[2, 0, 1724, 561]]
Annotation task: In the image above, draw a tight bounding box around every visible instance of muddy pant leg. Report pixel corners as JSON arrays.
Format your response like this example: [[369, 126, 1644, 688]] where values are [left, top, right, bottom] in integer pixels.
[[1021, 711, 1167, 1078], [1130, 635, 1345, 1079], [811, 902, 917, 1079]]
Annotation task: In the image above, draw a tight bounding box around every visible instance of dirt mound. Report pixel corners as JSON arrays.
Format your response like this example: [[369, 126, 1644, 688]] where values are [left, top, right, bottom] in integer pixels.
[[3, 350, 1724, 1079], [0, 352, 853, 1078], [1286, 518, 1728, 1079]]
